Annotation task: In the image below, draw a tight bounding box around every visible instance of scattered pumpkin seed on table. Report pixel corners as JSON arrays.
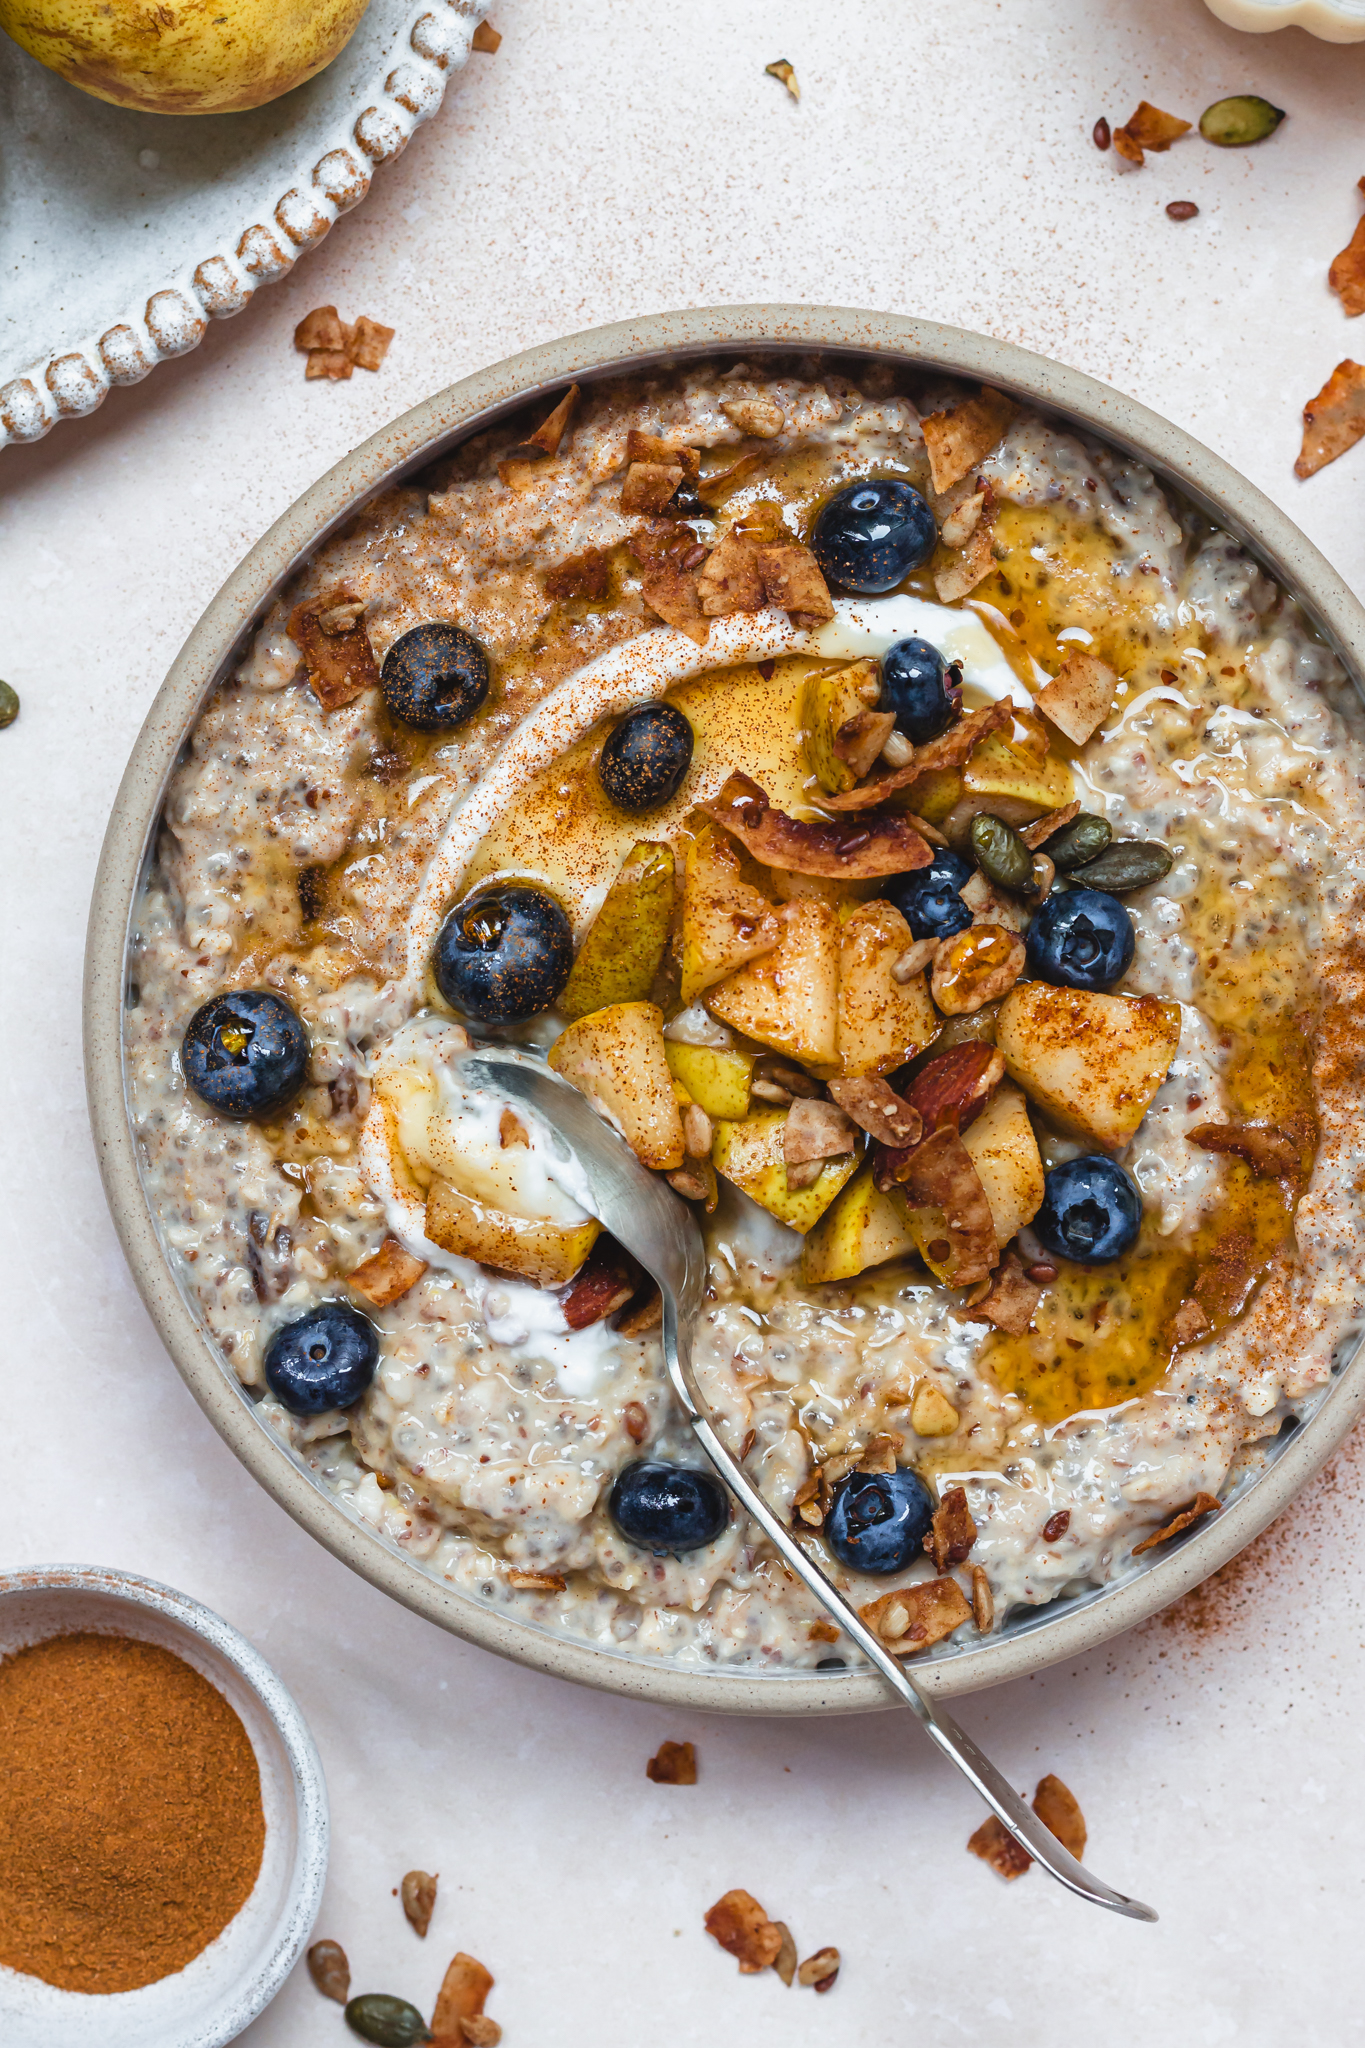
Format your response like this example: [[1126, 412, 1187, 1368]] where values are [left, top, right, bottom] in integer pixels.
[[344, 1994, 432, 2045], [1199, 96, 1285, 147], [0, 681, 18, 728], [970, 812, 1033, 892], [1071, 841, 1174, 892]]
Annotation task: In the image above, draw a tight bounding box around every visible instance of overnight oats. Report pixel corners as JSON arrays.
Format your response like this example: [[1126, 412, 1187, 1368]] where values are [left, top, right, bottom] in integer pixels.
[[125, 360, 1365, 1672]]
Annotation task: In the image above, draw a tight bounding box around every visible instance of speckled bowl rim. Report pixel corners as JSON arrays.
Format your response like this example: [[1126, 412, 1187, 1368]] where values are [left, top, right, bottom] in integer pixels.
[[84, 304, 1365, 1714], [0, 1563, 328, 2044]]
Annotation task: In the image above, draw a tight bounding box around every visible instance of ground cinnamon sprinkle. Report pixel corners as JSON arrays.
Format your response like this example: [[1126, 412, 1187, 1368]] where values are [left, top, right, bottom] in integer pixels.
[[0, 1632, 266, 1992]]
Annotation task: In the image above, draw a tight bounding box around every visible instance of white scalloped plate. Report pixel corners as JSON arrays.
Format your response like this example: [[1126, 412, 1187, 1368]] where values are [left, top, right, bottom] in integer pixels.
[[0, 0, 487, 449], [1202, 0, 1365, 36]]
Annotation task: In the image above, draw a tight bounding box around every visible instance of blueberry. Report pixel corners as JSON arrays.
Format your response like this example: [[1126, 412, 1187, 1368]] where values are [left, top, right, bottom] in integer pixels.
[[824, 1466, 935, 1575], [597, 703, 694, 813], [381, 622, 489, 731], [434, 886, 573, 1024], [182, 990, 309, 1120], [264, 1302, 379, 1414], [809, 480, 938, 594], [885, 849, 974, 941], [608, 1460, 729, 1554], [879, 636, 960, 743], [1025, 886, 1134, 991], [1034, 1156, 1142, 1265]]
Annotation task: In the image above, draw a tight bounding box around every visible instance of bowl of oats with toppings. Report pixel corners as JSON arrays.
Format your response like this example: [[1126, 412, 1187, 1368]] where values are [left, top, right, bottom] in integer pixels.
[[86, 306, 1365, 1712]]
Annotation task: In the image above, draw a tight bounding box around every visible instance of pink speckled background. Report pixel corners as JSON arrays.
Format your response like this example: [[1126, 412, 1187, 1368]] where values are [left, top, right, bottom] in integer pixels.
[[3, 2, 1365, 2040]]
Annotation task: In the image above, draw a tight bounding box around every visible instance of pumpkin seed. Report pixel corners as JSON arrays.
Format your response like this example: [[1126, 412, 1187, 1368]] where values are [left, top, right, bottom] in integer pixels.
[[0, 681, 18, 729], [345, 1994, 432, 2046], [1044, 812, 1112, 871], [1199, 96, 1285, 148], [970, 812, 1032, 892], [1070, 840, 1174, 892]]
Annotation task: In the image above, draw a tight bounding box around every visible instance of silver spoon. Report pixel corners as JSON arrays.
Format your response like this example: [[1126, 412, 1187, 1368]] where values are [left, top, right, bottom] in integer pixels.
[[464, 1045, 1157, 1923]]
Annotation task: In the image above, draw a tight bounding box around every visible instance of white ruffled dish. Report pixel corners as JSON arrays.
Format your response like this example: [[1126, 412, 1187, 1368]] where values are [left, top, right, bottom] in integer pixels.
[[0, 0, 488, 450], [1202, 0, 1365, 38]]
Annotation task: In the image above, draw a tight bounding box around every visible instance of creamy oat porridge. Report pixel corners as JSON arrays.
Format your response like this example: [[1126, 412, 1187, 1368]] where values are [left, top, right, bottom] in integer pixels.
[[126, 360, 1365, 1672]]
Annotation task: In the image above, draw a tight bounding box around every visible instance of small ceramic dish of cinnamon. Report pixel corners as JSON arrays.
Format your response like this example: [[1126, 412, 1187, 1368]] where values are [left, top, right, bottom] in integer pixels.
[[0, 1564, 327, 2048]]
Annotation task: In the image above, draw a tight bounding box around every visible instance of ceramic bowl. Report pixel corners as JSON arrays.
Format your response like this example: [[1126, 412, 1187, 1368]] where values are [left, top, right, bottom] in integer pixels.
[[0, 1565, 328, 2047], [84, 304, 1365, 1714]]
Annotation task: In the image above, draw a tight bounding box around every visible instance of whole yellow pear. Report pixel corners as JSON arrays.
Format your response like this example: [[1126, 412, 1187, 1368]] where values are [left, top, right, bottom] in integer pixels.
[[0, 0, 372, 113]]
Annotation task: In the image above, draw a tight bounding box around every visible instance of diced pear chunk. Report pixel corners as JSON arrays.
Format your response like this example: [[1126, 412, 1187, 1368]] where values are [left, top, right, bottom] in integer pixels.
[[960, 1082, 1045, 1244], [837, 899, 939, 1077], [962, 714, 1075, 819], [664, 1040, 754, 1120], [704, 899, 840, 1068], [801, 1165, 916, 1283], [560, 841, 674, 1018], [425, 1180, 600, 1285], [802, 660, 880, 795], [712, 1109, 860, 1234], [548, 1001, 686, 1170], [996, 983, 1181, 1150], [680, 824, 783, 1003]]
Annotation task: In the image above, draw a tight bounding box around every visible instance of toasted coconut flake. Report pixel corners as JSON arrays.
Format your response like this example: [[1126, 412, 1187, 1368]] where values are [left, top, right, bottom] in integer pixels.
[[1296, 360, 1365, 477], [701, 772, 933, 878], [349, 315, 394, 372], [471, 18, 501, 49], [401, 1868, 438, 1938], [931, 924, 1026, 1015], [646, 1739, 697, 1784], [904, 1042, 1005, 1136], [968, 1815, 1033, 1880], [626, 429, 700, 477], [925, 1484, 977, 1571], [1132, 1491, 1220, 1555], [433, 1953, 494, 2032], [1113, 100, 1191, 166], [974, 1248, 1041, 1334], [544, 548, 612, 602], [783, 1097, 858, 1166], [562, 1241, 637, 1330], [797, 1947, 840, 1991], [1187, 1120, 1303, 1181], [1169, 1296, 1211, 1347], [305, 348, 353, 381], [295, 304, 345, 352], [858, 1430, 903, 1475], [616, 1288, 663, 1337], [860, 1574, 972, 1653], [834, 708, 898, 780], [522, 382, 578, 458], [771, 1922, 798, 1986], [910, 1379, 959, 1436], [828, 1076, 923, 1147], [1330, 181, 1365, 316], [754, 542, 835, 624], [622, 460, 687, 516], [922, 389, 1016, 494], [499, 1108, 530, 1149], [1021, 801, 1081, 849], [696, 530, 766, 616], [506, 1567, 568, 1591], [765, 57, 800, 100], [348, 1237, 427, 1308], [934, 485, 998, 602], [819, 702, 1012, 812], [704, 1890, 784, 1973], [1035, 649, 1120, 745], [940, 487, 987, 549], [696, 452, 763, 506], [627, 523, 710, 643], [1033, 1774, 1086, 1860], [970, 1564, 995, 1633], [289, 586, 380, 710], [886, 1127, 997, 1285]]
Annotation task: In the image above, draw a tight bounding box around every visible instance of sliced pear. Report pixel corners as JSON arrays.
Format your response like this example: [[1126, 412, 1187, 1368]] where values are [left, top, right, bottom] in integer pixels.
[[962, 712, 1075, 819], [664, 1040, 755, 1120], [802, 660, 880, 795], [997, 982, 1181, 1150], [837, 899, 940, 1078], [560, 841, 675, 1019], [547, 1001, 686, 1171], [712, 1109, 860, 1234], [425, 1179, 600, 1284], [801, 1165, 916, 1283], [704, 899, 840, 1067], [906, 768, 965, 827], [961, 1082, 1045, 1244], [679, 824, 783, 1003]]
